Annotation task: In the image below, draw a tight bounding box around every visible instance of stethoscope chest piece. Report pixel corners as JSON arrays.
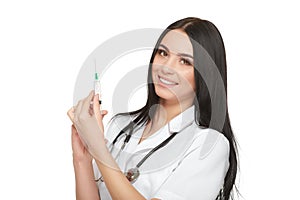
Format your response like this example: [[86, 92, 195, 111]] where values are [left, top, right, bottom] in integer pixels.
[[124, 167, 140, 184]]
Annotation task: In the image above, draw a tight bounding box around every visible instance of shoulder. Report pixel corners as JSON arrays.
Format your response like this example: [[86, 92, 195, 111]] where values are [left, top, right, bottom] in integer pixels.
[[192, 126, 230, 160]]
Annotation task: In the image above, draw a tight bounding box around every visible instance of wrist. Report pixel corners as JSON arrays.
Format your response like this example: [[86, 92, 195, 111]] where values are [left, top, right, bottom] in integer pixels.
[[89, 143, 110, 162], [73, 156, 92, 169]]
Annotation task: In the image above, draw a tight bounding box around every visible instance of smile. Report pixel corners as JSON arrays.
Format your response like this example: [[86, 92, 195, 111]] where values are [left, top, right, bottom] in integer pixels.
[[158, 75, 178, 87]]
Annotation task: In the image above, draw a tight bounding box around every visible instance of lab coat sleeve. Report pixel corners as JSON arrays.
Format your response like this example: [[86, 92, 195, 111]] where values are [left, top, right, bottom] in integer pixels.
[[152, 133, 230, 200]]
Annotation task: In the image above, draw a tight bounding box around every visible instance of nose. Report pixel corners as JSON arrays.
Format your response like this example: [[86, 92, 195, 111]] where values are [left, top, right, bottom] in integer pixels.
[[161, 56, 177, 74]]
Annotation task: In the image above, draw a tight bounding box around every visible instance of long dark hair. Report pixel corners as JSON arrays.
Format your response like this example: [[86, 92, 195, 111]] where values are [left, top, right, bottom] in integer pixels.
[[117, 17, 238, 200]]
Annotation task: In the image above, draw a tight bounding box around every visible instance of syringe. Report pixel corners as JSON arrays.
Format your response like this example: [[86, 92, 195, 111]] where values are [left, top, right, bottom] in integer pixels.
[[94, 59, 102, 104]]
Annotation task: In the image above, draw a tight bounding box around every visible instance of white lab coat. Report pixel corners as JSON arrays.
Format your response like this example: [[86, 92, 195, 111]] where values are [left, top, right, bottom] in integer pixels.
[[93, 105, 229, 200]]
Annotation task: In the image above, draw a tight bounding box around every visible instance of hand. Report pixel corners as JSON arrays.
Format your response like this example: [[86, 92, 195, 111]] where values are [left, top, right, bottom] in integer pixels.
[[71, 91, 108, 160], [71, 124, 92, 164]]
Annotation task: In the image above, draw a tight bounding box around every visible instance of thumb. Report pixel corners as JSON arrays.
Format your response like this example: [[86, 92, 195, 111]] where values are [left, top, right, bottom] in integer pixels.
[[100, 110, 108, 118]]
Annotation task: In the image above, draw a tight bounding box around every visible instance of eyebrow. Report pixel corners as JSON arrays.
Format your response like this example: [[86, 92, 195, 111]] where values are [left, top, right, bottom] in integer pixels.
[[158, 44, 194, 59]]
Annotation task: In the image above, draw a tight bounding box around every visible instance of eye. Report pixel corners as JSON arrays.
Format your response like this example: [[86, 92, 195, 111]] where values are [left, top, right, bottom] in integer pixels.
[[180, 58, 193, 66], [157, 49, 168, 57]]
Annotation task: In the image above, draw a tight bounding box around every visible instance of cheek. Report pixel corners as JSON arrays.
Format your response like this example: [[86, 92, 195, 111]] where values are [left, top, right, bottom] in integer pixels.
[[152, 56, 160, 68], [151, 57, 160, 74], [189, 72, 196, 90], [151, 64, 157, 77], [151, 66, 158, 83], [182, 70, 196, 90]]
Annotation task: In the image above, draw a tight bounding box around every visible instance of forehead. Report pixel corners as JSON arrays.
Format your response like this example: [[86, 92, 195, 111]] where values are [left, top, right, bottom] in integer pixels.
[[160, 29, 193, 55]]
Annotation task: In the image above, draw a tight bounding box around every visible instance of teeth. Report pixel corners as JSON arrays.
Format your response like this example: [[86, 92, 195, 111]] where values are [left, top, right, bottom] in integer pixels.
[[159, 77, 176, 85]]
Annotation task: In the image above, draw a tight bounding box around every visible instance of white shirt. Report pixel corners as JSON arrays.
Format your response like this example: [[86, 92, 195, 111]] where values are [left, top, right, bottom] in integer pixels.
[[93, 106, 229, 200]]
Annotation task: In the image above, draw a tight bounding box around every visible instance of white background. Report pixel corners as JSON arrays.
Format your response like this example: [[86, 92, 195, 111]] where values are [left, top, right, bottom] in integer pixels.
[[1, 0, 299, 199]]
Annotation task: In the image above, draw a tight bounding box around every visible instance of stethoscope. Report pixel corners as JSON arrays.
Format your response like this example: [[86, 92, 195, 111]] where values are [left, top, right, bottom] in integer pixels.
[[95, 122, 181, 184], [96, 120, 225, 199]]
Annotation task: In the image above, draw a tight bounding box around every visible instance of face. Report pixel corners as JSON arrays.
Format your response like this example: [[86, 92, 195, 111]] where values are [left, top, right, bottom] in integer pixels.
[[152, 29, 196, 105]]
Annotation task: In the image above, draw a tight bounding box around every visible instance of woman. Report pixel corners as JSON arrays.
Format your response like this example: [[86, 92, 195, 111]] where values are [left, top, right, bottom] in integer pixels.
[[69, 17, 238, 200]]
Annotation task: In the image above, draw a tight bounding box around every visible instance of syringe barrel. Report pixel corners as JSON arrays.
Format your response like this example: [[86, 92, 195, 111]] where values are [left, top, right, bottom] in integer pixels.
[[94, 80, 101, 96]]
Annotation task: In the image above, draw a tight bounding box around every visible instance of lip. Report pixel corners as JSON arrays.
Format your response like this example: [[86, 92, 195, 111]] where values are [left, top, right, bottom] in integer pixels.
[[157, 75, 178, 88]]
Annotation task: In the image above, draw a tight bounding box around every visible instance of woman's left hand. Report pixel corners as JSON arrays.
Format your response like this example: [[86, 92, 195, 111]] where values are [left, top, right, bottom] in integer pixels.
[[72, 91, 108, 158]]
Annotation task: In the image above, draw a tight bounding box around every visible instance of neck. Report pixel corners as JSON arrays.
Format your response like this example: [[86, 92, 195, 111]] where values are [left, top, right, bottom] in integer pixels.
[[151, 98, 194, 127], [141, 99, 194, 140]]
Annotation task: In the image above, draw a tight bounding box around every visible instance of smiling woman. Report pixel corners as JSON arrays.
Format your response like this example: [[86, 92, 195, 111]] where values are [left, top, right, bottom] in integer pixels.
[[69, 17, 238, 200], [152, 29, 196, 111]]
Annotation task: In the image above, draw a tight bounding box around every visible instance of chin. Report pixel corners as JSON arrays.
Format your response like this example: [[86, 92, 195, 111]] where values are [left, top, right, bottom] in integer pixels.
[[154, 85, 178, 101]]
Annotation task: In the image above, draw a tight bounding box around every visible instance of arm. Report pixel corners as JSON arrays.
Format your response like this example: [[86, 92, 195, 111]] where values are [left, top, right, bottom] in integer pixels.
[[94, 141, 147, 200], [72, 92, 151, 200], [95, 145, 161, 200], [72, 125, 100, 200], [73, 161, 100, 200]]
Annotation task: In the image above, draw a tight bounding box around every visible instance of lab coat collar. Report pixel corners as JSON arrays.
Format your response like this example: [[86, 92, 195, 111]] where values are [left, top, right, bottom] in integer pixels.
[[168, 105, 195, 134], [128, 105, 195, 154]]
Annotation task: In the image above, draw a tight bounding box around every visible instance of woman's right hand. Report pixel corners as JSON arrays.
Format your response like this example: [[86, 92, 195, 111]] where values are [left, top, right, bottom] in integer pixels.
[[71, 124, 92, 164]]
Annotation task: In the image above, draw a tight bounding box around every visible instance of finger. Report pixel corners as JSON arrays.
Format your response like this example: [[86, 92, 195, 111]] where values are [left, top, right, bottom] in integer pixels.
[[72, 124, 90, 150], [93, 94, 101, 117], [82, 90, 95, 115], [74, 99, 83, 122], [67, 107, 75, 123], [100, 110, 108, 118], [89, 101, 94, 116], [71, 125, 84, 152]]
